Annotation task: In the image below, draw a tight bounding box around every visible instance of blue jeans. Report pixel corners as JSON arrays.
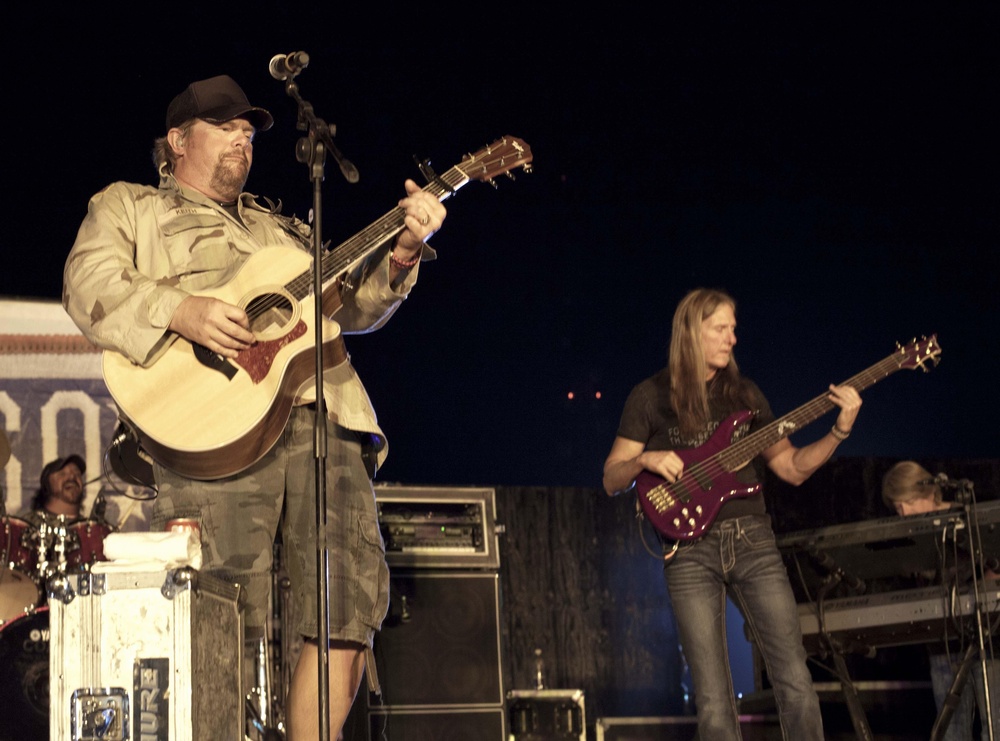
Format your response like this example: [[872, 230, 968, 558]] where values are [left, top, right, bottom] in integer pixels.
[[930, 651, 1000, 741], [664, 515, 823, 740], [930, 652, 976, 741]]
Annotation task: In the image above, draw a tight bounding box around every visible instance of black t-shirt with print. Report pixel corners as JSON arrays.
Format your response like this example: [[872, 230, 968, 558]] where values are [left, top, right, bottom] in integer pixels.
[[616, 367, 777, 522]]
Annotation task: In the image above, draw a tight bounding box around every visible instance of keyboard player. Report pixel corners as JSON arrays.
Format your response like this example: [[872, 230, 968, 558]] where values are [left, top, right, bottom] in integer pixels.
[[883, 460, 1000, 741]]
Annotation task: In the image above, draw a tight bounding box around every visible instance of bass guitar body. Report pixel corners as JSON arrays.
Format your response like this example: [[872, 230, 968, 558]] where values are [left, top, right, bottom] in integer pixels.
[[633, 335, 942, 542], [634, 409, 761, 541]]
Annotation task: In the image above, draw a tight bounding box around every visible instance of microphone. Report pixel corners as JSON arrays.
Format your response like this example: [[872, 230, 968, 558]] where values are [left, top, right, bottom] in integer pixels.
[[92, 492, 108, 522], [921, 472, 970, 490], [269, 51, 310, 80]]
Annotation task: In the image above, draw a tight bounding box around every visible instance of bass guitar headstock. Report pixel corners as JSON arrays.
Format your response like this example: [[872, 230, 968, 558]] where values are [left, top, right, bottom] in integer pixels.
[[895, 334, 942, 372]]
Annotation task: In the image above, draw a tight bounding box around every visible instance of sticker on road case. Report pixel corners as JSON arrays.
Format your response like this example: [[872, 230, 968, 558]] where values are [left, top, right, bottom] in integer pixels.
[[134, 657, 170, 741]]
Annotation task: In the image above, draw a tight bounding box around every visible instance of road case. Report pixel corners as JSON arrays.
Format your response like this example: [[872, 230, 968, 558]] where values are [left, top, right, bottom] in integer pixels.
[[49, 566, 243, 741], [507, 688, 586, 741]]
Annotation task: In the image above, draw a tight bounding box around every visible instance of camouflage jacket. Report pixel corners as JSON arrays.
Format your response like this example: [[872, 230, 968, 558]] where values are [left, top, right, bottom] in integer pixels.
[[63, 173, 429, 464]]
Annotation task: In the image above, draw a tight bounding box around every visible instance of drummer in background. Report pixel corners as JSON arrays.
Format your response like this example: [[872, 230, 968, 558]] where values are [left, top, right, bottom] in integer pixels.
[[19, 454, 86, 526]]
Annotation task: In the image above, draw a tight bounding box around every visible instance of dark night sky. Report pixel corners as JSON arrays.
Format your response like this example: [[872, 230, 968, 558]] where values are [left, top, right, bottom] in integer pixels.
[[3, 6, 996, 489]]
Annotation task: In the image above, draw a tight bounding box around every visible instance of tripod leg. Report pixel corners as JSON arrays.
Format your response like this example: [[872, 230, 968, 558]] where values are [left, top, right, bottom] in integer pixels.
[[831, 651, 875, 741], [930, 643, 978, 741]]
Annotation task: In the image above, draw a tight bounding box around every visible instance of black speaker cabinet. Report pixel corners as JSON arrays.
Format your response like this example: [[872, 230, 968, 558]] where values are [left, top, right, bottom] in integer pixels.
[[374, 571, 504, 707]]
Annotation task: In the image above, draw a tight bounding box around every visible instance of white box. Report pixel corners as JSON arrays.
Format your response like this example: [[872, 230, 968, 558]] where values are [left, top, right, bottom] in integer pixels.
[[49, 566, 244, 741]]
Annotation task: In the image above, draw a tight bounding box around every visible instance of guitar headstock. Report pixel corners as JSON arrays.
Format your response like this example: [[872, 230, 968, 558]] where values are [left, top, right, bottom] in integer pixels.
[[895, 335, 942, 372], [458, 136, 533, 185]]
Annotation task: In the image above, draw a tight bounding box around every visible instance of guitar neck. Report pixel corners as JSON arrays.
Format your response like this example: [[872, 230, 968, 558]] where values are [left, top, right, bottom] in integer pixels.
[[280, 166, 469, 306], [321, 166, 469, 283], [718, 352, 907, 469], [234, 135, 532, 326]]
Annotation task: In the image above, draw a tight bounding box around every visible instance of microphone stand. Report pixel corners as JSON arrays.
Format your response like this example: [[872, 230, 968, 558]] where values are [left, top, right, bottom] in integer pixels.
[[279, 67, 359, 741], [960, 480, 996, 741], [930, 479, 997, 741], [813, 562, 875, 741]]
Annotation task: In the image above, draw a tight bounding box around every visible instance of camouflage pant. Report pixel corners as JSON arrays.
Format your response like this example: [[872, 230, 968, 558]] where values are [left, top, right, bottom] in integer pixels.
[[151, 407, 390, 646]]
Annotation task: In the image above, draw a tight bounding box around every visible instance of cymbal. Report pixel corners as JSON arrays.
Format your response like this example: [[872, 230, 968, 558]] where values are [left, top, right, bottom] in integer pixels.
[[0, 428, 9, 471]]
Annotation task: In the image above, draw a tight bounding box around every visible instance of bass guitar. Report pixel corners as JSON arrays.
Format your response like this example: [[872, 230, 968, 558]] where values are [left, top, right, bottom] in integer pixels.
[[635, 335, 942, 542], [103, 136, 533, 480]]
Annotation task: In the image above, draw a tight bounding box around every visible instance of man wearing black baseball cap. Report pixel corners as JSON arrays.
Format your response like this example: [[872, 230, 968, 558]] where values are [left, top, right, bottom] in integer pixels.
[[165, 74, 274, 133], [63, 74, 447, 740]]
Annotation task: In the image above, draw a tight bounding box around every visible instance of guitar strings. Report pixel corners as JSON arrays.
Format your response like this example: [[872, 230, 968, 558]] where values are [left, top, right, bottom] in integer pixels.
[[238, 163, 472, 323], [239, 141, 528, 322]]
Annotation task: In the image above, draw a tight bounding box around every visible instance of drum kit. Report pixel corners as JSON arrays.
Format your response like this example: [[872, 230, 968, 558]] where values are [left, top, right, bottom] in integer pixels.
[[0, 429, 292, 741], [1, 514, 114, 621], [0, 517, 115, 741], [0, 432, 116, 741]]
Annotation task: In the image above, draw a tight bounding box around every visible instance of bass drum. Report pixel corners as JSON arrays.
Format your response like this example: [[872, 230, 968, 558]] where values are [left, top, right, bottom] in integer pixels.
[[0, 607, 49, 741]]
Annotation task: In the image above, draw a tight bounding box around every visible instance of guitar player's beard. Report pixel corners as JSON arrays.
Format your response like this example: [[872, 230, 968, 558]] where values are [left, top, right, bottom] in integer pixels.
[[211, 154, 249, 202]]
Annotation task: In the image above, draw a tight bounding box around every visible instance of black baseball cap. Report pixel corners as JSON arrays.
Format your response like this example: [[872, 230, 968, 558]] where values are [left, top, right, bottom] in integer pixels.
[[165, 75, 273, 132], [40, 454, 86, 490]]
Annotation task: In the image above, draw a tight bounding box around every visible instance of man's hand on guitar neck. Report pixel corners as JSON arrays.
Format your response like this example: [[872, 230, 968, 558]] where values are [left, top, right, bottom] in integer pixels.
[[827, 383, 862, 436], [169, 295, 255, 359], [388, 178, 447, 281], [397, 178, 445, 248]]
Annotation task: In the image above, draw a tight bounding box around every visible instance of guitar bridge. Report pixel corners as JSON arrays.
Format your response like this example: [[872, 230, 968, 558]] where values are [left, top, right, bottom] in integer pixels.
[[192, 344, 238, 380]]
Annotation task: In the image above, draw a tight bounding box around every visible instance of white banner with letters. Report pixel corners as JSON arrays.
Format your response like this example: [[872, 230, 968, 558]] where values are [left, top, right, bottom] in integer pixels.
[[0, 298, 152, 531]]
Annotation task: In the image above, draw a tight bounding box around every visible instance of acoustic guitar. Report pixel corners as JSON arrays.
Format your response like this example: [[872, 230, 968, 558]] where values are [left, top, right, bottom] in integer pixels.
[[103, 136, 533, 480]]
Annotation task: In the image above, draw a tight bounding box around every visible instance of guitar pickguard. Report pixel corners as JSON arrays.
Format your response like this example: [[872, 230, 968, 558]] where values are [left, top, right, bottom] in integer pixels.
[[234, 319, 307, 384]]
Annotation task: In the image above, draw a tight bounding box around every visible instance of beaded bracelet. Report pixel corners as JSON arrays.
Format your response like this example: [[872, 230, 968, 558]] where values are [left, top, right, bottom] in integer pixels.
[[830, 425, 851, 441], [390, 249, 420, 270]]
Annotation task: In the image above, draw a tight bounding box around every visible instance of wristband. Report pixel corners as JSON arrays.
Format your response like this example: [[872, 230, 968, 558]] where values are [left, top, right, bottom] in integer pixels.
[[390, 249, 420, 270], [830, 425, 851, 441]]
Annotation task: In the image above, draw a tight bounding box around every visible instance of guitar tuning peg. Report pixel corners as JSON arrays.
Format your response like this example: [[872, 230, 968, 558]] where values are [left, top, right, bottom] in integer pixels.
[[485, 178, 498, 189]]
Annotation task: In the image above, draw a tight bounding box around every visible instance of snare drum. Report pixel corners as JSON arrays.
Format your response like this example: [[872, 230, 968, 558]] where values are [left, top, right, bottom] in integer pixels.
[[0, 606, 49, 740], [65, 519, 114, 573], [0, 517, 42, 624]]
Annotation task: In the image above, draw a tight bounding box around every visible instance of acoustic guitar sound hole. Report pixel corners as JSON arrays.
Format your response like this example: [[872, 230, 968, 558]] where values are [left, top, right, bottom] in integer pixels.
[[245, 291, 297, 340]]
